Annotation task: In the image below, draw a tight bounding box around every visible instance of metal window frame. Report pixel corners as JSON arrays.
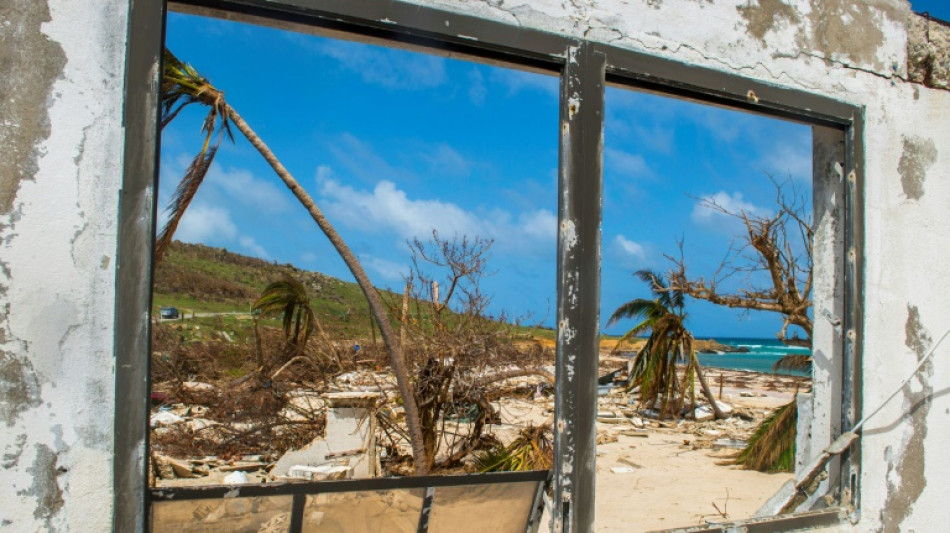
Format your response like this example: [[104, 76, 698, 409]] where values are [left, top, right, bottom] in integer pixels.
[[149, 470, 549, 533], [117, 1, 865, 531]]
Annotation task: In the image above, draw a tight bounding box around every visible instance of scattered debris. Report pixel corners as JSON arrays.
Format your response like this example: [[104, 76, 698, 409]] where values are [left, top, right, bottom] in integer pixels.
[[223, 471, 249, 484]]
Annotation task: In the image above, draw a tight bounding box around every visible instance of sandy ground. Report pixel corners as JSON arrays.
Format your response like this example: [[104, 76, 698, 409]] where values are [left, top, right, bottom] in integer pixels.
[[153, 359, 804, 532], [593, 428, 791, 532]]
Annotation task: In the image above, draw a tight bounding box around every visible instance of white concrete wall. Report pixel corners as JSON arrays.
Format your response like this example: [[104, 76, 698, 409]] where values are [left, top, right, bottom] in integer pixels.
[[398, 3, 945, 531], [0, 0, 128, 530], [3, 0, 949, 531]]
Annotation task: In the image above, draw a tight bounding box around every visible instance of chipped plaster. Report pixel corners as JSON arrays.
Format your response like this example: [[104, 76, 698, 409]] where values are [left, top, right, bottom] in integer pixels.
[[5, 0, 950, 531], [0, 0, 126, 530], [0, 0, 67, 216], [738, 0, 800, 43], [880, 307, 933, 532], [897, 135, 937, 200], [907, 14, 950, 89]]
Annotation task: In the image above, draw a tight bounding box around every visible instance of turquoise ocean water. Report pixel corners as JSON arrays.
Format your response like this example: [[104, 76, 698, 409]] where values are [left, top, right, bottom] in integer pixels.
[[695, 337, 811, 376]]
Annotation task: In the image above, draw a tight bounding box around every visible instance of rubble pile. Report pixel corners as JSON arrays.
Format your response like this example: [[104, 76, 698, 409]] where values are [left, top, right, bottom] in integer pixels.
[[150, 358, 807, 489]]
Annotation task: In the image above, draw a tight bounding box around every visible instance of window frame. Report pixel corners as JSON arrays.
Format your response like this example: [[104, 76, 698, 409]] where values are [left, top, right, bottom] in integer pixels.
[[116, 1, 865, 531]]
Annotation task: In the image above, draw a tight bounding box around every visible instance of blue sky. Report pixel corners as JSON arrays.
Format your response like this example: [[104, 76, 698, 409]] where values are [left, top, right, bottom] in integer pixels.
[[163, 7, 923, 339], [911, 0, 950, 21]]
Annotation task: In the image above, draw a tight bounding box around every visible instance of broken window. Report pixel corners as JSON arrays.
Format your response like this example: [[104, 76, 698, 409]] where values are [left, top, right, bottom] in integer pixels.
[[599, 86, 822, 531], [146, 4, 561, 530], [117, 1, 863, 531]]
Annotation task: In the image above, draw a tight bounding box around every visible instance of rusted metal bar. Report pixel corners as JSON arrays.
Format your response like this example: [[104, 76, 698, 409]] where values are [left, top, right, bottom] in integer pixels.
[[289, 493, 306, 533], [553, 41, 605, 533], [149, 470, 549, 501], [115, 0, 165, 531]]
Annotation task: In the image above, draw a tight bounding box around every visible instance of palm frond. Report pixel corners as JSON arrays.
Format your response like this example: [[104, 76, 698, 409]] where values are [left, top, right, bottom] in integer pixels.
[[607, 298, 665, 326], [475, 425, 552, 472], [734, 399, 797, 472], [156, 48, 233, 262], [154, 145, 219, 260], [253, 276, 316, 348], [635, 269, 684, 312]]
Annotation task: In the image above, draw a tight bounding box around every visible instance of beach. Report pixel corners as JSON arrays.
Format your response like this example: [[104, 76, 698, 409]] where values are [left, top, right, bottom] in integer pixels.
[[591, 366, 802, 531], [151, 338, 808, 532]]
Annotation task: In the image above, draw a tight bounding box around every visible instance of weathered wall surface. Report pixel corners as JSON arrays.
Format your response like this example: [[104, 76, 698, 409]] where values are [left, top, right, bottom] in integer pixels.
[[0, 0, 128, 530], [405, 1, 949, 531], [3, 0, 949, 531]]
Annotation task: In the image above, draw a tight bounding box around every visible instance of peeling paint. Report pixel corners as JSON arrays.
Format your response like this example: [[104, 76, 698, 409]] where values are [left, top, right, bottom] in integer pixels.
[[0, 0, 68, 215], [737, 0, 799, 43], [19, 444, 65, 527], [560, 219, 578, 249], [881, 306, 933, 533], [800, 0, 904, 71], [2, 434, 27, 468], [0, 352, 42, 427], [897, 135, 937, 200]]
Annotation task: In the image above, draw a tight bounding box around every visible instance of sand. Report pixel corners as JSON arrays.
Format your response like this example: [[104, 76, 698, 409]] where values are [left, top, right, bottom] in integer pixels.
[[558, 364, 801, 532], [153, 360, 804, 532], [593, 423, 792, 532]]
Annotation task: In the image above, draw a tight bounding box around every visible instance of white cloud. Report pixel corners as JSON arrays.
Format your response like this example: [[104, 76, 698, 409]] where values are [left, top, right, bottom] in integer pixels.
[[327, 133, 414, 185], [613, 235, 646, 260], [321, 179, 475, 237], [173, 203, 271, 258], [317, 176, 556, 254], [239, 236, 269, 259], [421, 143, 471, 177], [604, 147, 650, 178], [316, 165, 335, 183], [468, 68, 487, 106], [207, 165, 292, 214], [518, 210, 557, 242], [364, 255, 409, 282], [761, 140, 811, 181], [314, 39, 447, 90], [691, 191, 768, 223], [176, 203, 238, 243]]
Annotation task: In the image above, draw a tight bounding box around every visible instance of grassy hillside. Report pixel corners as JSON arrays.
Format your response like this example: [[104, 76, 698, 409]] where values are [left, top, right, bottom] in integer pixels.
[[153, 241, 392, 339], [153, 241, 564, 346]]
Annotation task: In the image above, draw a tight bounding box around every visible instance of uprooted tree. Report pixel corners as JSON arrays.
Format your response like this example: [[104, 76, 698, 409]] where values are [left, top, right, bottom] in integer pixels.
[[667, 180, 813, 348], [663, 179, 814, 471], [158, 49, 429, 474], [383, 231, 553, 472]]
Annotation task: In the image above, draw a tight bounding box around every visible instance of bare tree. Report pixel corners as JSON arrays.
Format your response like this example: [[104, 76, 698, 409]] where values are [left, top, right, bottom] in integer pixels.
[[667, 179, 813, 347], [391, 231, 552, 471]]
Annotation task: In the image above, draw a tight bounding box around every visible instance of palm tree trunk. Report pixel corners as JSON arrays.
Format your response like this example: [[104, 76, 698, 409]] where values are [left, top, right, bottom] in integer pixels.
[[691, 351, 725, 419], [224, 104, 429, 475]]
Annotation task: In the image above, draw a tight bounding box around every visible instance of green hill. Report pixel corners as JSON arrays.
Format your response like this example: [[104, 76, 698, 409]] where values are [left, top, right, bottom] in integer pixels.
[[153, 241, 390, 339], [153, 241, 557, 345]]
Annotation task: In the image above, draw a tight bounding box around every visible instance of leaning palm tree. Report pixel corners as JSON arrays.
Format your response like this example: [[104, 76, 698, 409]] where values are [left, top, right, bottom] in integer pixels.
[[609, 270, 723, 419], [157, 48, 429, 474]]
